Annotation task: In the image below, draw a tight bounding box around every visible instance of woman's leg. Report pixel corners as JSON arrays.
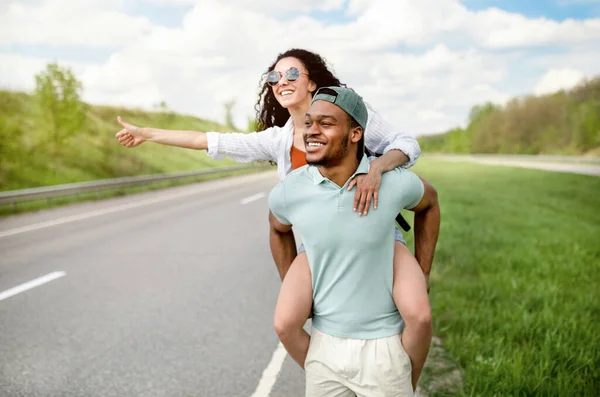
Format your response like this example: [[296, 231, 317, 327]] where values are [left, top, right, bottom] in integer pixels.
[[273, 251, 313, 369], [392, 241, 433, 391]]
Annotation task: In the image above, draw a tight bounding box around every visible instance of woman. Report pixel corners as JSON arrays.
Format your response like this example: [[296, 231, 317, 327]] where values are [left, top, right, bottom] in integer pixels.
[[116, 48, 432, 388]]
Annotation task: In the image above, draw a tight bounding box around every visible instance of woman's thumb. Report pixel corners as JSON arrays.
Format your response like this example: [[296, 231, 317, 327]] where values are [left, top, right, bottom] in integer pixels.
[[117, 116, 128, 128]]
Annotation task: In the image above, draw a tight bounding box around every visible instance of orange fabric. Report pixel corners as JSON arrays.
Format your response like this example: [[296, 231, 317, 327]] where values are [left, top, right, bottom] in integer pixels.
[[291, 145, 307, 170]]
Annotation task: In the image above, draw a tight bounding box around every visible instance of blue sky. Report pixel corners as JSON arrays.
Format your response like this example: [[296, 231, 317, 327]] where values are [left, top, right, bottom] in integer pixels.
[[464, 0, 600, 19], [125, 1, 194, 28]]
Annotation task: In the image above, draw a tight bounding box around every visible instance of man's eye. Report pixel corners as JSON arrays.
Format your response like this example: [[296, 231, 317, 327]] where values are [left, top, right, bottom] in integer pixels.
[[305, 121, 311, 126], [321, 122, 332, 126]]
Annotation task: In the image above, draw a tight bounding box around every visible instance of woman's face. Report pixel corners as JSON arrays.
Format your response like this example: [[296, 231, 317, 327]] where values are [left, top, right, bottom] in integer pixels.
[[269, 57, 316, 109]]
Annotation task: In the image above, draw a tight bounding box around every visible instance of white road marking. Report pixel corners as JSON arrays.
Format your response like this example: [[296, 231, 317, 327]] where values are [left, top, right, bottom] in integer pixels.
[[0, 271, 66, 302], [249, 342, 288, 397], [240, 192, 266, 205]]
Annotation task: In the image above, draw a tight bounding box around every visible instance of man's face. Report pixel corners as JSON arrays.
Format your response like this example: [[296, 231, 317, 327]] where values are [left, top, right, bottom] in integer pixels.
[[303, 100, 361, 166]]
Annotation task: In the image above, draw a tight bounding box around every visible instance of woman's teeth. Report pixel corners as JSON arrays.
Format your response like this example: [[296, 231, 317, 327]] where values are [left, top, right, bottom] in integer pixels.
[[281, 90, 293, 96]]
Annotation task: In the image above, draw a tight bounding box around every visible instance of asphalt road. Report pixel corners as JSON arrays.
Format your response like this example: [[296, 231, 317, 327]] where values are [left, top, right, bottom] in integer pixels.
[[0, 171, 306, 397]]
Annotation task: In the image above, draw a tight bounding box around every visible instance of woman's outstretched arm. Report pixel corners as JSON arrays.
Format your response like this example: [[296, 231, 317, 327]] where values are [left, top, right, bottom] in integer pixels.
[[115, 116, 279, 163], [116, 116, 208, 149]]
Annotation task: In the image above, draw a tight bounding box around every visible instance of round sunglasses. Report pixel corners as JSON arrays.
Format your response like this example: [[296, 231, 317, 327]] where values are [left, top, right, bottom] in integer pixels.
[[266, 67, 309, 87]]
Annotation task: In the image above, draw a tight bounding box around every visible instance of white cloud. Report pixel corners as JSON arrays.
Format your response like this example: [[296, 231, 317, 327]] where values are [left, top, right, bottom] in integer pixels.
[[0, 53, 92, 102], [1, 0, 599, 135], [80, 52, 163, 108], [346, 0, 372, 15], [471, 9, 600, 49], [142, 0, 197, 4], [0, 54, 50, 92], [0, 0, 152, 45], [223, 0, 346, 13], [141, 0, 345, 12], [534, 68, 585, 95], [531, 46, 600, 73], [350, 44, 512, 133]]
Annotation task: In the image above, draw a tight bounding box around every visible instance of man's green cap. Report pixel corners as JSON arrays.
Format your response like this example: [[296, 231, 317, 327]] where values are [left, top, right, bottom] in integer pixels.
[[311, 86, 368, 130]]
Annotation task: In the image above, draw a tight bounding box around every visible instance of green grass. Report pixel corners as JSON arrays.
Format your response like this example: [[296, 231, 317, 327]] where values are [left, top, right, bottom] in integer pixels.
[[403, 159, 600, 396], [0, 90, 245, 192]]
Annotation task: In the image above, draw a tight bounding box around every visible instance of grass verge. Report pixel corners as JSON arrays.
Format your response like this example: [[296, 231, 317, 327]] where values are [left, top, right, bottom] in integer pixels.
[[403, 159, 599, 396], [0, 90, 243, 192]]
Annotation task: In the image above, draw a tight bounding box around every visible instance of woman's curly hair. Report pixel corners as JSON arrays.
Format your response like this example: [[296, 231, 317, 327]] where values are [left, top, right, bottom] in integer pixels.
[[254, 48, 346, 130]]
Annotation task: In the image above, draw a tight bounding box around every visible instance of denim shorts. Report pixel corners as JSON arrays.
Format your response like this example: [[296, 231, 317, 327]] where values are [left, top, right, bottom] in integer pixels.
[[297, 225, 406, 253]]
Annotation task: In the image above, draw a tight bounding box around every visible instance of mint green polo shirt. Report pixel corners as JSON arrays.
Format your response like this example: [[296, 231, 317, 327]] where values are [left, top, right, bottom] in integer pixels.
[[268, 155, 424, 339]]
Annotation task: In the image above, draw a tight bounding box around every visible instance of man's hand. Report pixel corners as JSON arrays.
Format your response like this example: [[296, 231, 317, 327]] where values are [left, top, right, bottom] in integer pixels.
[[348, 169, 382, 216], [116, 116, 147, 148]]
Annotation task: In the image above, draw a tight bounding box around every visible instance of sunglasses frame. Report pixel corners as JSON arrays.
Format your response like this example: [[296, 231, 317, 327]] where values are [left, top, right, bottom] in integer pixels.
[[266, 67, 309, 87]]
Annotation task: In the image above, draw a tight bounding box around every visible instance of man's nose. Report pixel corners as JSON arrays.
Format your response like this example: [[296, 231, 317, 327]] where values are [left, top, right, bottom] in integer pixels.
[[304, 122, 318, 137]]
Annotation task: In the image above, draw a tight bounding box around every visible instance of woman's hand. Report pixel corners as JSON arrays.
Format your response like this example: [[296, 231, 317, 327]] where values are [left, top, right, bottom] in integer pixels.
[[348, 169, 383, 216], [115, 116, 147, 148]]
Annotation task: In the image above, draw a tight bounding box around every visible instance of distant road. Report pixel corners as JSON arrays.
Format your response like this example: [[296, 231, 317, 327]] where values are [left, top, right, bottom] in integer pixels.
[[427, 154, 600, 176], [0, 170, 305, 397]]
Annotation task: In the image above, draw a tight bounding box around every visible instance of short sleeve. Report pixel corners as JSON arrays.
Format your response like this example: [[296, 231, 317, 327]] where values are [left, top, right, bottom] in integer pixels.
[[268, 183, 291, 225], [388, 169, 425, 210]]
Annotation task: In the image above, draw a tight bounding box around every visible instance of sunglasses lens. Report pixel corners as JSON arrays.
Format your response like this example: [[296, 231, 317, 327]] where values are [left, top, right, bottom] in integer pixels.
[[267, 71, 280, 86], [286, 67, 301, 81]]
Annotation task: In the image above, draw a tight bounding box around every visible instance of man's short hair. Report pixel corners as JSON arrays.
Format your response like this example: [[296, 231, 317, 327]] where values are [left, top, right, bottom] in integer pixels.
[[348, 115, 365, 161]]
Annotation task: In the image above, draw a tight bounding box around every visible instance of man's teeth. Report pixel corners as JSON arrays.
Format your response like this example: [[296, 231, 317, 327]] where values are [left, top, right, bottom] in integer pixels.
[[308, 142, 324, 147], [281, 91, 293, 96]]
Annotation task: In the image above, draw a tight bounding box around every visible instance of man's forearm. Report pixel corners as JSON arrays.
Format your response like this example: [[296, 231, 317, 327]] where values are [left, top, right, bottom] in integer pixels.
[[269, 227, 298, 280], [369, 149, 410, 173], [413, 203, 440, 276], [144, 128, 208, 150]]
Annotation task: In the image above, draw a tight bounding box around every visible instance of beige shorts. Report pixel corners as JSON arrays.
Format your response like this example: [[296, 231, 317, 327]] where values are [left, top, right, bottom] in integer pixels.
[[305, 327, 415, 397]]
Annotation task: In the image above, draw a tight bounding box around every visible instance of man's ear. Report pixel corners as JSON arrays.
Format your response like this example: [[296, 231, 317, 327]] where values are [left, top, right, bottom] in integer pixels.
[[350, 127, 364, 144]]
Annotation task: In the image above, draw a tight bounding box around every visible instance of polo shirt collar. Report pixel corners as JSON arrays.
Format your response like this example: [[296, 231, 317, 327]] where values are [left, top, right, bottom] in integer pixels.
[[309, 154, 371, 186]]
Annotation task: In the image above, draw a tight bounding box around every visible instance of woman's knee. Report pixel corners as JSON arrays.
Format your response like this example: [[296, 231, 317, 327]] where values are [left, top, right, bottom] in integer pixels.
[[274, 309, 301, 340], [401, 300, 432, 329]]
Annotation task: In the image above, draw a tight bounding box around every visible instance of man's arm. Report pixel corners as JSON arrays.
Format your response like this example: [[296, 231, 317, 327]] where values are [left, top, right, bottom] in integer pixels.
[[269, 211, 297, 281], [408, 177, 440, 288]]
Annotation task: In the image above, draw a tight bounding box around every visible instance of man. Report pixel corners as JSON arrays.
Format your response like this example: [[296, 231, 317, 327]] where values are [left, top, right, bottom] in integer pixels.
[[268, 86, 440, 396]]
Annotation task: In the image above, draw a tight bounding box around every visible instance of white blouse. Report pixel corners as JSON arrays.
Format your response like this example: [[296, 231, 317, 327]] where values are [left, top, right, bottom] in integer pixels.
[[206, 106, 420, 182]]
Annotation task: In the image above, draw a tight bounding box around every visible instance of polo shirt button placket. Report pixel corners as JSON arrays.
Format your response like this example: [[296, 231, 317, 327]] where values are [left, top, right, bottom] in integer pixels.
[[338, 188, 344, 210]]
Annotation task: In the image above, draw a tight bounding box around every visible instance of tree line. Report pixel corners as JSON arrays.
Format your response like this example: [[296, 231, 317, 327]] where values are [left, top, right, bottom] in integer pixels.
[[419, 76, 600, 155]]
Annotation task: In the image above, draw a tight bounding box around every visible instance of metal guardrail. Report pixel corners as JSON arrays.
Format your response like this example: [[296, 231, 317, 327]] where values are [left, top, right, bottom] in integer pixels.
[[0, 164, 273, 206]]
